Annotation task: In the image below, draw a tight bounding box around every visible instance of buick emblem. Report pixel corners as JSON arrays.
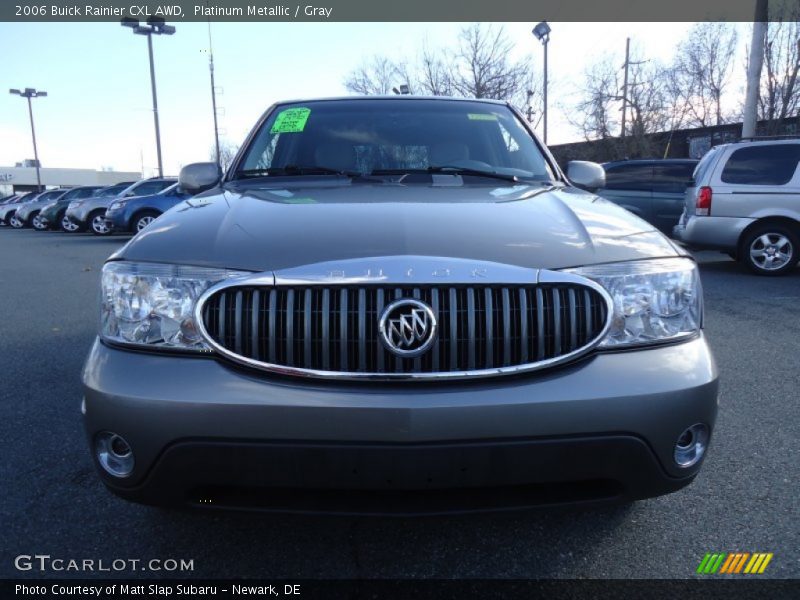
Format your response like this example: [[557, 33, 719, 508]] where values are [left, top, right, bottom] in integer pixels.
[[379, 299, 437, 357]]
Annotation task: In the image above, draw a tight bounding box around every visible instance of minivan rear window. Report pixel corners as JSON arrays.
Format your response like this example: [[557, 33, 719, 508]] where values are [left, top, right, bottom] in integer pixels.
[[721, 144, 800, 186], [692, 147, 719, 185]]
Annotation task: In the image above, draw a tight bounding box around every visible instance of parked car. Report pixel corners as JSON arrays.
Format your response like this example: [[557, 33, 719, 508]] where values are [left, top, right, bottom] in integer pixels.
[[674, 138, 800, 275], [65, 178, 176, 235], [39, 184, 126, 232], [10, 189, 68, 229], [84, 97, 717, 513], [0, 195, 19, 225], [598, 159, 698, 235], [105, 182, 194, 233], [0, 192, 36, 227]]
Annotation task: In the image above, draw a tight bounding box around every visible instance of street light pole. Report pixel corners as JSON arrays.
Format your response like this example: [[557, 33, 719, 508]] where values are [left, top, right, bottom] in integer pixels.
[[145, 33, 164, 178], [207, 19, 221, 165], [9, 87, 47, 191], [121, 17, 175, 178], [532, 21, 552, 144]]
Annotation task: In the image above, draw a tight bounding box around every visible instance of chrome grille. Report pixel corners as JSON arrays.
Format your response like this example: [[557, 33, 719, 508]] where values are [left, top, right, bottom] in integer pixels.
[[199, 282, 609, 379]]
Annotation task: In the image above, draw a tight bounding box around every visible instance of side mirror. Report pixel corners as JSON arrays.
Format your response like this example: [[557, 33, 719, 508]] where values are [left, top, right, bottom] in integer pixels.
[[179, 162, 222, 195], [567, 161, 606, 191]]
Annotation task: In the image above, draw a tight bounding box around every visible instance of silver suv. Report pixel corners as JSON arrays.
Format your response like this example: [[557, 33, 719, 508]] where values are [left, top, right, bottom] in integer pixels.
[[83, 97, 718, 513], [674, 138, 800, 275]]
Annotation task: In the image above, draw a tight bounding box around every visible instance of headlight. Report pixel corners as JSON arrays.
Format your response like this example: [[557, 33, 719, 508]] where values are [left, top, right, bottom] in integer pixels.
[[108, 200, 126, 210], [100, 261, 248, 351], [41, 202, 56, 212], [69, 200, 84, 208], [566, 257, 702, 348]]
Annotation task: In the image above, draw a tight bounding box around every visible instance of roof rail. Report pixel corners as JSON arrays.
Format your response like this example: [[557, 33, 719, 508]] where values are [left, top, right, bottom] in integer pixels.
[[738, 134, 800, 142]]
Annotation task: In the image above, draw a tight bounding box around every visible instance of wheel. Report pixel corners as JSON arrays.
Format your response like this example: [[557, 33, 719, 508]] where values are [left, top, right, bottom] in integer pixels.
[[9, 213, 23, 228], [89, 211, 111, 236], [133, 210, 160, 233], [60, 214, 80, 232], [740, 225, 800, 276], [32, 212, 47, 231]]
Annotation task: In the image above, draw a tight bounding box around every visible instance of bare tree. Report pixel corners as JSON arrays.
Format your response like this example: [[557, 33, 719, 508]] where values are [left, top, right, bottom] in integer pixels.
[[570, 48, 677, 158], [212, 138, 239, 172], [450, 24, 531, 102], [344, 55, 407, 95], [669, 22, 739, 127], [341, 24, 541, 114], [415, 42, 456, 97], [758, 16, 800, 134], [570, 57, 620, 141]]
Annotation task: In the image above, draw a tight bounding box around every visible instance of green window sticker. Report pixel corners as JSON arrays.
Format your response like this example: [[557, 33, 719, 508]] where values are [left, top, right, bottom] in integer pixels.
[[270, 107, 311, 133], [468, 113, 498, 121]]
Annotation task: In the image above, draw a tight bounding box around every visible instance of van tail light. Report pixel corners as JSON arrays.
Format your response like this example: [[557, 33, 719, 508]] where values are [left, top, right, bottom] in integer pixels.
[[695, 186, 712, 216]]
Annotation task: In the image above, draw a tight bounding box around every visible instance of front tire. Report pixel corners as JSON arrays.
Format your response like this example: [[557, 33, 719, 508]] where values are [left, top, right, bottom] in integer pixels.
[[740, 225, 800, 276], [89, 211, 111, 236], [32, 212, 47, 231], [60, 214, 80, 233], [9, 213, 23, 229], [133, 210, 160, 233]]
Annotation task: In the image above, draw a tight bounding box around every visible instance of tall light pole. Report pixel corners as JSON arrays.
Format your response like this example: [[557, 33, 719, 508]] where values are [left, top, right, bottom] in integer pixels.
[[533, 21, 551, 144], [9, 87, 47, 191], [121, 17, 175, 177], [206, 18, 221, 165]]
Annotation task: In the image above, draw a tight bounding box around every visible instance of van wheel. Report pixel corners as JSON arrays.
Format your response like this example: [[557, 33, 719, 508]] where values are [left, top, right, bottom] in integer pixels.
[[133, 210, 160, 233], [740, 225, 800, 276], [89, 211, 111, 236]]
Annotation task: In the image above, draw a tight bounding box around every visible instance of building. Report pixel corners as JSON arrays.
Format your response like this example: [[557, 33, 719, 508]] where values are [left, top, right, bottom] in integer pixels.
[[549, 117, 800, 168], [0, 164, 141, 197]]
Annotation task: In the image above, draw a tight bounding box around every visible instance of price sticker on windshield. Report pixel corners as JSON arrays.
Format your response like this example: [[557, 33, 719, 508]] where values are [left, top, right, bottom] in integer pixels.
[[271, 107, 311, 133], [468, 113, 498, 121]]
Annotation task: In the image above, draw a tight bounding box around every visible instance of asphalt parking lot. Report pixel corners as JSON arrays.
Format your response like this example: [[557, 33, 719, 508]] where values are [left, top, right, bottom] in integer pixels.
[[1, 227, 798, 580]]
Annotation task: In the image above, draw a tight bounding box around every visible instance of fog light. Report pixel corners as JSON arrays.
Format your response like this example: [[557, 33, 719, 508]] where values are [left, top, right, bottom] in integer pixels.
[[674, 424, 709, 467], [95, 432, 135, 477]]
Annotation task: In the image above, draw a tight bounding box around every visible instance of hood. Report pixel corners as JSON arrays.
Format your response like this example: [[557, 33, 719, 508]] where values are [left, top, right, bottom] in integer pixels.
[[115, 182, 682, 272]]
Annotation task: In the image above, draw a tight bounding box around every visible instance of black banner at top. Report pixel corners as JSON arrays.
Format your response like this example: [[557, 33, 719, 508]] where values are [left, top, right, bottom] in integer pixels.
[[3, 0, 799, 22]]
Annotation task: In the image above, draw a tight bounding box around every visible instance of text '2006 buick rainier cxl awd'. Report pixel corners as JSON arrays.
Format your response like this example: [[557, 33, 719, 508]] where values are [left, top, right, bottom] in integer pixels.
[[83, 97, 718, 514]]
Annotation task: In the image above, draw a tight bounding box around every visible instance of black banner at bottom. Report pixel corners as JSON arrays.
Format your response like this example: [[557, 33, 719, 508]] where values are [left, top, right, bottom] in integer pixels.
[[4, 579, 800, 600]]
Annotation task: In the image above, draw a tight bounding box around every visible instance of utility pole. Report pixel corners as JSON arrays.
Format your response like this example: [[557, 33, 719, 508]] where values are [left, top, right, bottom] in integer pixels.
[[621, 38, 630, 138], [620, 39, 646, 140], [207, 17, 221, 165], [742, 0, 769, 138]]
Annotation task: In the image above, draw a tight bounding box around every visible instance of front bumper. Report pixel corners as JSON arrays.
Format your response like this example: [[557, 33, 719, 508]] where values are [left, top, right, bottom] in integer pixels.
[[39, 206, 62, 227], [104, 209, 128, 232], [83, 335, 718, 513], [15, 207, 34, 224], [65, 204, 93, 226]]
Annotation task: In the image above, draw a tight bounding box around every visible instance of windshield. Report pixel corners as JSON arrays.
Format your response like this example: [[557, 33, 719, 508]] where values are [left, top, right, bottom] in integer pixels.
[[95, 184, 128, 197], [35, 191, 62, 202], [235, 99, 556, 184]]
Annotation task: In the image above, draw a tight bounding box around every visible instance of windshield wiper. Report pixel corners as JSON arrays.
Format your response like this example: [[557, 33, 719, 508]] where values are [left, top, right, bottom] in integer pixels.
[[369, 166, 520, 183], [232, 165, 385, 183], [427, 166, 521, 182]]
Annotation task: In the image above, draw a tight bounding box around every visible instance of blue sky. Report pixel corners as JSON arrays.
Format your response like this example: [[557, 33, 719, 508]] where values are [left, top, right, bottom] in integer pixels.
[[1, 22, 744, 176]]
